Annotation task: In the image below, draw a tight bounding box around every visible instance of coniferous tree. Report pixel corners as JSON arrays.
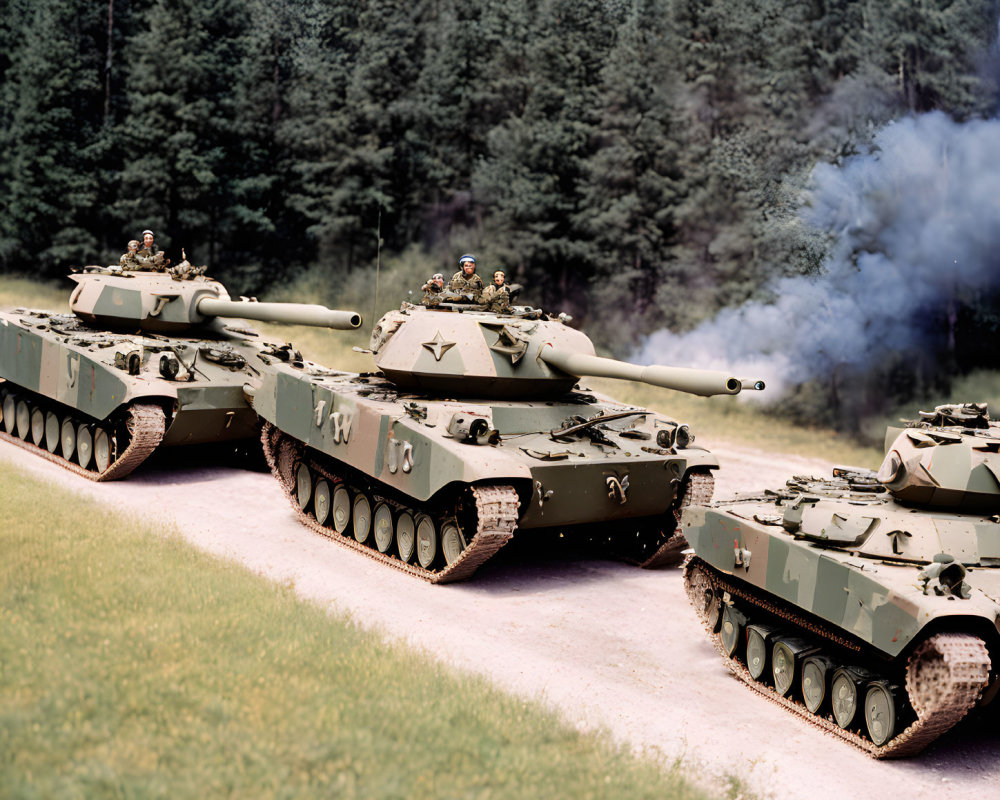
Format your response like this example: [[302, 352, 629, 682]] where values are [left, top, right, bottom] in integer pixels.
[[115, 0, 252, 268], [574, 0, 686, 348], [853, 0, 998, 117], [0, 0, 107, 276], [226, 0, 307, 285], [474, 0, 621, 314]]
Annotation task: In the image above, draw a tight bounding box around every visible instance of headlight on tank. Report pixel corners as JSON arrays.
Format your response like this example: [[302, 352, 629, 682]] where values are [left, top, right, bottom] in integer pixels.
[[675, 424, 693, 448], [656, 423, 693, 449]]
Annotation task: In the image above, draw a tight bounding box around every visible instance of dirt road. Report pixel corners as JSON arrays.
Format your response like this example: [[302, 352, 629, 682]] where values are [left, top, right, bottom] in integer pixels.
[[3, 438, 997, 800]]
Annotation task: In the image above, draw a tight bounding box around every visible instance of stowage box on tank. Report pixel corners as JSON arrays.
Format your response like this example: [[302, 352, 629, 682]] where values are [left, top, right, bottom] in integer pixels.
[[0, 265, 360, 480], [250, 297, 764, 583], [681, 402, 1000, 757]]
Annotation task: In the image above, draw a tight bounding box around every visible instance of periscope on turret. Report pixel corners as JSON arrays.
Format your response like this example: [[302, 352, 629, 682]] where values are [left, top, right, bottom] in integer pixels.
[[0, 262, 361, 481], [251, 290, 765, 584], [681, 402, 1000, 757]]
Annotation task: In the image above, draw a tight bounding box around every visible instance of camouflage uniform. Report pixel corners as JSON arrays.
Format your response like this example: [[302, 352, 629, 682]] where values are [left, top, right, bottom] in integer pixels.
[[421, 274, 446, 306], [134, 249, 167, 271], [480, 283, 511, 313], [449, 270, 484, 300], [119, 240, 141, 270]]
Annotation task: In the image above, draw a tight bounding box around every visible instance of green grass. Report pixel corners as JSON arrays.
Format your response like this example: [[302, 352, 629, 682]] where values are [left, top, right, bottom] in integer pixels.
[[0, 275, 73, 313], [0, 464, 715, 799]]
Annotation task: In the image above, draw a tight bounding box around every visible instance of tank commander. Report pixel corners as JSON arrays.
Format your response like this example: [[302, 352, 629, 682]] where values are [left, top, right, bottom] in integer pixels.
[[448, 253, 484, 301], [118, 239, 141, 269], [135, 229, 167, 270], [421, 273, 446, 306]]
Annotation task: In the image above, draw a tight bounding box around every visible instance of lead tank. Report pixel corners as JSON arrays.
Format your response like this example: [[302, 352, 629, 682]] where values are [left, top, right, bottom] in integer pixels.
[[250, 299, 764, 583], [681, 402, 1000, 757], [0, 264, 360, 480]]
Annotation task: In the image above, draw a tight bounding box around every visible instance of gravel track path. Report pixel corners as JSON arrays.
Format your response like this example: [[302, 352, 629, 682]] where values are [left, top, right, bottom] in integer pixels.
[[4, 437, 997, 800]]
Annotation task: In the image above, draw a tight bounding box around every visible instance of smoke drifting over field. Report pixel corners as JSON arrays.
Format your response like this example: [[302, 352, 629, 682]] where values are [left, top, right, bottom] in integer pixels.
[[638, 112, 1000, 397]]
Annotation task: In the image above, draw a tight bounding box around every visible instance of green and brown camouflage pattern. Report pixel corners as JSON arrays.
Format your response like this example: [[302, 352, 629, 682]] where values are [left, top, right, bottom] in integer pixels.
[[253, 358, 719, 524], [681, 402, 1000, 755], [70, 271, 359, 334], [370, 305, 753, 398], [0, 267, 360, 474], [252, 301, 764, 580]]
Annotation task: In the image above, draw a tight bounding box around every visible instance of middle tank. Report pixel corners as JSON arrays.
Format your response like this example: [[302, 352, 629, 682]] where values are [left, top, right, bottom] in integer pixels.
[[250, 299, 763, 583]]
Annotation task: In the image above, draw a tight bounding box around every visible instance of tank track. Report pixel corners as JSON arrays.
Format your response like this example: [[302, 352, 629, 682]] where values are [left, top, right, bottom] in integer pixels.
[[261, 423, 519, 584], [637, 471, 714, 569], [684, 558, 991, 758], [0, 382, 165, 481]]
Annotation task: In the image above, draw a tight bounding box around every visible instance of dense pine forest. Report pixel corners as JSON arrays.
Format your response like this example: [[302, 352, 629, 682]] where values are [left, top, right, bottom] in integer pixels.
[[1, 0, 999, 433]]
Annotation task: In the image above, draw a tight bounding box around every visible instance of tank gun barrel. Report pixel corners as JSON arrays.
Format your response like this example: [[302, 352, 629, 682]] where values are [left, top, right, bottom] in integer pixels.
[[196, 298, 362, 330], [539, 346, 763, 397]]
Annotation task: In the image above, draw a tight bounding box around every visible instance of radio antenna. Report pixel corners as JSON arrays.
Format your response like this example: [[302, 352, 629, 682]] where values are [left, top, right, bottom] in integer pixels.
[[373, 207, 382, 332]]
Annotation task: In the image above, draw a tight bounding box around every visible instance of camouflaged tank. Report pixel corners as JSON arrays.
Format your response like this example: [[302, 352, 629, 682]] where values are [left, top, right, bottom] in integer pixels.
[[250, 297, 764, 583], [0, 263, 360, 480], [681, 403, 1000, 757]]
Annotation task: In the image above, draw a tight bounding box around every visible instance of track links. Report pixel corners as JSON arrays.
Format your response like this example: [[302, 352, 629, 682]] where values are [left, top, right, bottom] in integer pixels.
[[683, 558, 991, 758], [0, 397, 165, 482], [638, 471, 715, 569], [261, 423, 519, 584]]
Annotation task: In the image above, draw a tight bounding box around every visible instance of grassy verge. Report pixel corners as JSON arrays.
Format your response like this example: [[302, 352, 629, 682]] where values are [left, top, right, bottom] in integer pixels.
[[0, 464, 714, 799]]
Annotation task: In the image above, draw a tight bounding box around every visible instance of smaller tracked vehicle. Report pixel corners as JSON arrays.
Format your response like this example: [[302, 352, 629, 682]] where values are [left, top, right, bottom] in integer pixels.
[[0, 264, 360, 480], [682, 403, 1000, 757], [252, 298, 764, 583]]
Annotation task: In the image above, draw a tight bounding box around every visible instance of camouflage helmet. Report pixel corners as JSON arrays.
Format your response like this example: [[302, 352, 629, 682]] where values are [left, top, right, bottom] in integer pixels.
[[127, 239, 140, 250]]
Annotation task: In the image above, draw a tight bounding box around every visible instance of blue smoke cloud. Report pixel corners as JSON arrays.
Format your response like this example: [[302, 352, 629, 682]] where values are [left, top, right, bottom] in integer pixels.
[[637, 112, 1000, 395]]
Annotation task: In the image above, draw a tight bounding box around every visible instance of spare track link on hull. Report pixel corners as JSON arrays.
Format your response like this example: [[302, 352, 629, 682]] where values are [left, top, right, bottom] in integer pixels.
[[0, 391, 165, 482], [261, 423, 519, 583], [637, 471, 715, 569], [683, 558, 991, 758]]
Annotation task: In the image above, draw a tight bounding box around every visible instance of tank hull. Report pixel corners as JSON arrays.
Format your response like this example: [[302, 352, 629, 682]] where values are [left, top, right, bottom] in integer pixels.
[[253, 360, 719, 582], [0, 307, 276, 478]]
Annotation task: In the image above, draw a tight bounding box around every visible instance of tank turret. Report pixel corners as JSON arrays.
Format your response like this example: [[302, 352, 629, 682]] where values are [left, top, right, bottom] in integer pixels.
[[69, 268, 361, 333], [876, 402, 1000, 509], [370, 304, 763, 398]]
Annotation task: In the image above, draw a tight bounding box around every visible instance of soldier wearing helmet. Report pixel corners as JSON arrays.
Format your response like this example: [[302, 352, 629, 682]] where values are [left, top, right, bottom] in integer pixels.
[[449, 253, 484, 301]]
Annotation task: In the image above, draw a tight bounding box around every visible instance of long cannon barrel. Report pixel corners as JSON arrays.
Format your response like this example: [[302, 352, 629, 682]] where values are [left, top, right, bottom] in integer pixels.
[[539, 346, 764, 397], [196, 297, 362, 330]]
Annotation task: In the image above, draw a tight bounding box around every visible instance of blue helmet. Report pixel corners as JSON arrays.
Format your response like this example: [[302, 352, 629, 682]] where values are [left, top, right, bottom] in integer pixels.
[[458, 254, 476, 266]]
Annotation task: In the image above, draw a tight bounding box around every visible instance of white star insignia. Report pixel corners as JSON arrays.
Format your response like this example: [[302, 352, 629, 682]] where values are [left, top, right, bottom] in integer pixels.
[[422, 331, 457, 361]]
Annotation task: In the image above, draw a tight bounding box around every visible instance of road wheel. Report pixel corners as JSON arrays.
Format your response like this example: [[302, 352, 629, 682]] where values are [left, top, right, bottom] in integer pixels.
[[60, 418, 76, 461], [332, 486, 351, 534], [352, 493, 372, 543], [44, 411, 60, 453], [396, 512, 415, 563], [314, 479, 332, 525], [373, 503, 394, 553], [415, 514, 437, 569], [76, 423, 93, 468]]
